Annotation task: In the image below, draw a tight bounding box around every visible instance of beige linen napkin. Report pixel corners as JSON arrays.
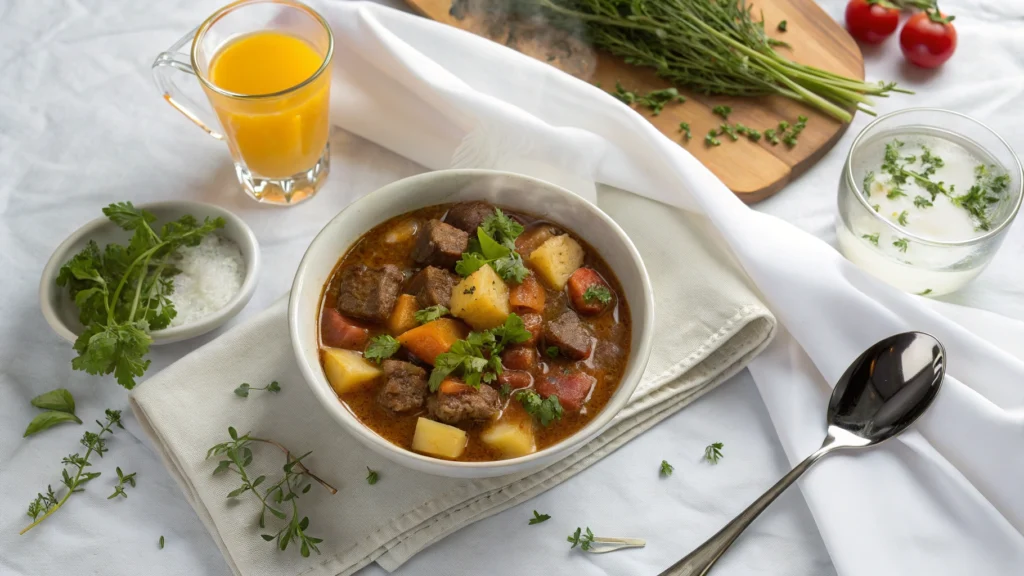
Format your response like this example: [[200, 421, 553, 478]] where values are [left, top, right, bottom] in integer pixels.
[[129, 188, 775, 576]]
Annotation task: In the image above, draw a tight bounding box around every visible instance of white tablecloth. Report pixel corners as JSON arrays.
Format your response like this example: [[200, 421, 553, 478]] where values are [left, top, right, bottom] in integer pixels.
[[0, 1, 1021, 575]]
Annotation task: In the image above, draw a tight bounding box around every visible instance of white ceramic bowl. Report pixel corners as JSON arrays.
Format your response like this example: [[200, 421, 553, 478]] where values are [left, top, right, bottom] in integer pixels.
[[290, 170, 654, 478], [40, 201, 260, 345]]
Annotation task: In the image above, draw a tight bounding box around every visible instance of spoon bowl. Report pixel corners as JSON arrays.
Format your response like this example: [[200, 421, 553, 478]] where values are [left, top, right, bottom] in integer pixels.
[[663, 332, 945, 576]]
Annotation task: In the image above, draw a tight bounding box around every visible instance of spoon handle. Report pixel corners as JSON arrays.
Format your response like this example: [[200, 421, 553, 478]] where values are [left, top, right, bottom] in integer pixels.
[[660, 442, 836, 576]]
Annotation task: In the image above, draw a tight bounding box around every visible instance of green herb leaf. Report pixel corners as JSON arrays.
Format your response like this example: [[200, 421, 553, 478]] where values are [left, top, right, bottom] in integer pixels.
[[481, 208, 524, 247], [862, 233, 880, 246], [529, 510, 551, 525], [893, 237, 909, 252], [366, 467, 379, 485], [897, 211, 909, 226], [582, 285, 612, 305], [159, 535, 165, 549], [365, 335, 401, 364], [545, 346, 560, 358], [23, 411, 82, 437], [414, 305, 450, 324], [660, 460, 674, 477], [517, 390, 564, 427], [777, 19, 787, 31], [428, 314, 531, 391], [917, 288, 933, 296], [712, 105, 732, 120], [30, 389, 77, 415], [914, 195, 933, 208], [568, 526, 595, 551], [703, 442, 724, 464]]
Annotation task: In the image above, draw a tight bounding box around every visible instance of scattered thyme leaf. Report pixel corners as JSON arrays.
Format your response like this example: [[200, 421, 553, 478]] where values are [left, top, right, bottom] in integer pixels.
[[568, 527, 595, 551], [777, 20, 787, 32], [159, 535, 165, 549], [234, 381, 281, 398], [366, 467, 378, 485], [660, 460, 674, 477], [529, 510, 551, 525], [703, 442, 724, 464]]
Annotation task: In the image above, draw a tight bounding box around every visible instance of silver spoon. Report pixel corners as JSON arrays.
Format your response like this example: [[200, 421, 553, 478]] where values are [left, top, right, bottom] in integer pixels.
[[661, 332, 946, 576]]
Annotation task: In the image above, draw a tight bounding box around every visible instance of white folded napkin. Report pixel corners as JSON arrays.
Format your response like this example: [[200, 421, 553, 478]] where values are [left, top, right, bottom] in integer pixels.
[[305, 2, 1023, 574], [130, 187, 775, 576]]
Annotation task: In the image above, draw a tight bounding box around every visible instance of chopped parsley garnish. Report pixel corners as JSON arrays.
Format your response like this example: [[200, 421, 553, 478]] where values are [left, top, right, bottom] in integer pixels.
[[719, 123, 739, 141], [516, 390, 564, 427], [529, 510, 551, 525], [455, 209, 530, 283], [746, 128, 762, 142], [568, 527, 595, 551], [764, 128, 779, 145], [545, 346, 560, 358], [863, 171, 875, 193], [893, 237, 909, 252], [712, 105, 732, 120], [952, 164, 1009, 231], [705, 129, 721, 147], [703, 442, 724, 464], [918, 288, 933, 296], [897, 210, 909, 226], [428, 314, 532, 391], [366, 467, 378, 485], [862, 233, 880, 246], [611, 81, 685, 115], [582, 285, 612, 305], [364, 335, 400, 364], [414, 305, 449, 324], [678, 122, 692, 141], [659, 460, 674, 477], [777, 19, 788, 31], [499, 382, 512, 398], [914, 195, 933, 208]]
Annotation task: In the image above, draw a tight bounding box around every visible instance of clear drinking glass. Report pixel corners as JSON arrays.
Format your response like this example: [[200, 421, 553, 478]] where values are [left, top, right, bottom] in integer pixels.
[[153, 0, 334, 205], [836, 108, 1023, 295]]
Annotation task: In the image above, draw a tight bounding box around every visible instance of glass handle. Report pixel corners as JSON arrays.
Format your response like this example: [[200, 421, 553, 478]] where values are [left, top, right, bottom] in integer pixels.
[[152, 26, 224, 140]]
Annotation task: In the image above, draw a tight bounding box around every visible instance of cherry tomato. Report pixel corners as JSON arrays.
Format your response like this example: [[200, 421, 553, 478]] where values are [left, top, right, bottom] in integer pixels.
[[845, 0, 900, 44], [900, 11, 957, 68]]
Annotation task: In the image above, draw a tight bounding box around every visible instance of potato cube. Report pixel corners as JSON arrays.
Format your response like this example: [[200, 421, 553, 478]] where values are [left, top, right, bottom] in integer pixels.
[[321, 347, 383, 395], [528, 235, 584, 290], [450, 265, 510, 330], [480, 416, 536, 458], [412, 417, 468, 459]]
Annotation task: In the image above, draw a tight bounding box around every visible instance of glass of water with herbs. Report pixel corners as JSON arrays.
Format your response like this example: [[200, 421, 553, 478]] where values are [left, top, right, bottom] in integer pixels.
[[836, 108, 1023, 296]]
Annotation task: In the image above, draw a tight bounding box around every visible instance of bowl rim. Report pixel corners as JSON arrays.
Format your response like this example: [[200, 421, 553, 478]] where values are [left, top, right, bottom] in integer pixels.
[[39, 200, 261, 344], [289, 168, 656, 473]]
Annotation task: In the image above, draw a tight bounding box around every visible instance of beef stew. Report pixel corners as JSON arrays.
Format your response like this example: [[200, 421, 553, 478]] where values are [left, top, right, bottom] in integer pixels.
[[319, 202, 631, 462]]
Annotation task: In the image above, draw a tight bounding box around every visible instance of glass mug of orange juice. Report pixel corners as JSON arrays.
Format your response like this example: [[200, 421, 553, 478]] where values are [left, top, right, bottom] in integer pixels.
[[153, 0, 333, 205]]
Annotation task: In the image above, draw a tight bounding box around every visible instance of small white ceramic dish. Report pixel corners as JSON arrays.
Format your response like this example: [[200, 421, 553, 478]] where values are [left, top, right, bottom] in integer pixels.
[[289, 169, 655, 478], [40, 201, 260, 345]]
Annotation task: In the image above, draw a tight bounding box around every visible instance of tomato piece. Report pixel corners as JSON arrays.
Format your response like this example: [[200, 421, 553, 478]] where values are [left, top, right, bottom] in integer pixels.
[[537, 372, 595, 412], [900, 10, 957, 69], [320, 308, 369, 350], [845, 0, 899, 44], [566, 267, 613, 315], [501, 346, 537, 371], [509, 274, 546, 313]]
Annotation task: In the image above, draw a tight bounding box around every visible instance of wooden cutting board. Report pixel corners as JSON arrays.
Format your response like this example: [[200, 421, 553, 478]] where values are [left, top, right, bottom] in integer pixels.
[[404, 0, 865, 203]]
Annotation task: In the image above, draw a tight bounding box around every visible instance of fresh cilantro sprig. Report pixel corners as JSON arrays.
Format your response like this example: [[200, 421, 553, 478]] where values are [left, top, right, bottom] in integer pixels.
[[455, 210, 530, 283], [428, 314, 532, 391], [516, 390, 564, 427], [365, 335, 401, 364], [414, 305, 449, 324], [583, 285, 612, 305], [56, 202, 224, 389], [207, 426, 337, 558], [22, 409, 123, 534]]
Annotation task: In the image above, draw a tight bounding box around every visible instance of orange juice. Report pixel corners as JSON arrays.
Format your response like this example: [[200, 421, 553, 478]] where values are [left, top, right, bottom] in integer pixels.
[[205, 31, 330, 178]]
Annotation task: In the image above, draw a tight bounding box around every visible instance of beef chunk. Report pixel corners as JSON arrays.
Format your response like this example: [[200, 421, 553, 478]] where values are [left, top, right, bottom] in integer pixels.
[[406, 266, 455, 309], [520, 312, 543, 346], [543, 311, 593, 360], [591, 341, 625, 372], [320, 308, 369, 350], [335, 264, 404, 323], [412, 220, 468, 269], [501, 346, 537, 371], [444, 201, 496, 234], [428, 382, 500, 424], [377, 360, 428, 413], [537, 372, 595, 412]]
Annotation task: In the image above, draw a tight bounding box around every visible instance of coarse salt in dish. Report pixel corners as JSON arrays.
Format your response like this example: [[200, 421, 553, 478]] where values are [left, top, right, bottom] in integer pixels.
[[168, 234, 245, 327]]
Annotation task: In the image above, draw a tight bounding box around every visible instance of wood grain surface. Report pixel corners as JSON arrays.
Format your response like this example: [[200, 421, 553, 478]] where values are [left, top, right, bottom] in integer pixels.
[[405, 0, 865, 203]]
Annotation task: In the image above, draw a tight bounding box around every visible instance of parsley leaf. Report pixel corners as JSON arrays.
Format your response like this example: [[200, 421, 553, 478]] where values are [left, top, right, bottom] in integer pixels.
[[516, 390, 564, 427], [481, 208, 524, 248], [55, 203, 224, 389], [428, 314, 531, 391], [454, 214, 530, 283], [897, 211, 909, 226], [660, 460, 674, 477], [529, 510, 551, 525], [545, 346, 560, 358], [583, 285, 612, 305], [364, 335, 400, 364], [703, 442, 724, 464], [893, 237, 909, 252], [712, 105, 732, 120], [414, 305, 449, 324], [862, 233, 880, 246]]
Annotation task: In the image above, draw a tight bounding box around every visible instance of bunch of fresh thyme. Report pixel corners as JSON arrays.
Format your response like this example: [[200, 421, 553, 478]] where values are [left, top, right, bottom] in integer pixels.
[[207, 427, 337, 557], [527, 0, 908, 121]]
